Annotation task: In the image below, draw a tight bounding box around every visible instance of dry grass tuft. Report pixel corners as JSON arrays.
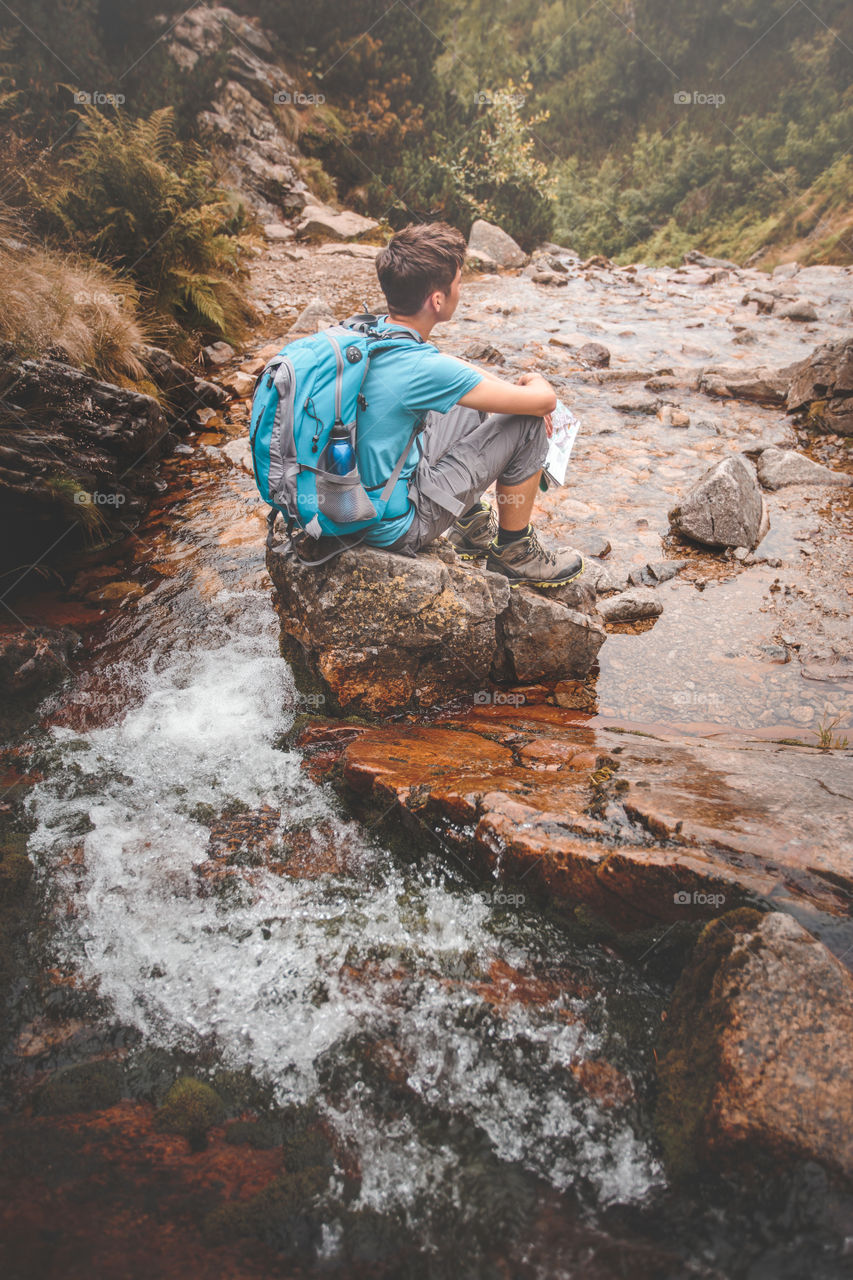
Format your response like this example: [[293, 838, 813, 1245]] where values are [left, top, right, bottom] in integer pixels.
[[0, 223, 148, 383]]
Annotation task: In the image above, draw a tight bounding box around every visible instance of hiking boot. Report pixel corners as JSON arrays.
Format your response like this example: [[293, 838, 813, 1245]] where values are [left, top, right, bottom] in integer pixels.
[[446, 499, 497, 559], [486, 526, 584, 588]]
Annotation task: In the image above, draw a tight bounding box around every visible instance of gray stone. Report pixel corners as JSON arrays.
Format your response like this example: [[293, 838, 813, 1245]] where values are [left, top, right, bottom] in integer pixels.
[[289, 296, 336, 333], [611, 392, 661, 415], [203, 341, 235, 366], [467, 219, 526, 269], [577, 342, 610, 368], [465, 247, 499, 273], [740, 290, 776, 313], [777, 300, 818, 322], [669, 454, 769, 550], [756, 447, 852, 491], [497, 588, 606, 683], [597, 588, 663, 623], [699, 364, 798, 405], [262, 222, 295, 241], [296, 203, 378, 242], [683, 250, 738, 270], [628, 560, 688, 586], [785, 335, 853, 436]]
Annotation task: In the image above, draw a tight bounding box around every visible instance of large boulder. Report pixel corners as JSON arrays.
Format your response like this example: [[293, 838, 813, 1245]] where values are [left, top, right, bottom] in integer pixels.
[[786, 336, 853, 436], [669, 454, 769, 550], [266, 540, 605, 715], [656, 911, 853, 1181], [467, 220, 526, 269], [698, 363, 798, 405]]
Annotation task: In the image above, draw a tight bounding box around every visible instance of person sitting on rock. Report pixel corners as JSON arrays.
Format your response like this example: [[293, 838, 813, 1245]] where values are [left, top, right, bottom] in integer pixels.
[[355, 221, 583, 587]]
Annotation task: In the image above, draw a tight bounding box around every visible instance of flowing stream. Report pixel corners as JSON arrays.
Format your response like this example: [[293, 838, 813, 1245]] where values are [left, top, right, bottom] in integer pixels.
[[8, 418, 849, 1278]]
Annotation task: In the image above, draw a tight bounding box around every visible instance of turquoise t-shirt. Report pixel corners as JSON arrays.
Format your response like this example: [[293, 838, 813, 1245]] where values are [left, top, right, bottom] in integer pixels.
[[357, 318, 483, 546]]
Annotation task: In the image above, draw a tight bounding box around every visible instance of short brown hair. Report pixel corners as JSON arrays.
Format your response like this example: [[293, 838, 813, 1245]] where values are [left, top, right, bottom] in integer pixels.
[[376, 222, 466, 314]]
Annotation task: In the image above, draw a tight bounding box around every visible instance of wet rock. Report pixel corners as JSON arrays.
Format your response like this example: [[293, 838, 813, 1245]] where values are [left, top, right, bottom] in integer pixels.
[[657, 911, 853, 1181], [756, 446, 852, 491], [741, 290, 776, 313], [0, 624, 80, 697], [467, 219, 526, 269], [597, 588, 663, 623], [683, 251, 738, 270], [0, 348, 171, 576], [577, 342, 610, 368], [140, 345, 228, 413], [577, 532, 611, 559], [628, 560, 687, 587], [699, 363, 797, 405], [669, 454, 769, 550], [33, 1060, 125, 1115], [222, 370, 256, 398], [261, 222, 295, 242], [266, 542, 604, 715], [296, 203, 379, 242], [786, 335, 853, 436], [289, 297, 337, 333], [611, 392, 660, 415], [465, 247, 499, 273], [462, 341, 504, 365], [777, 300, 818, 322]]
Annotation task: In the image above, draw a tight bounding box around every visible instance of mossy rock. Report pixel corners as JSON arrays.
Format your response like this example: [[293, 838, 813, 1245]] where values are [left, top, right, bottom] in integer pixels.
[[654, 907, 765, 1179], [0, 853, 33, 906], [155, 1077, 225, 1149], [33, 1059, 124, 1115]]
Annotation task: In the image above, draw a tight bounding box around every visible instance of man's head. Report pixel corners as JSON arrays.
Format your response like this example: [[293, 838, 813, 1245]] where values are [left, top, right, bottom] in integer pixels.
[[376, 222, 466, 324]]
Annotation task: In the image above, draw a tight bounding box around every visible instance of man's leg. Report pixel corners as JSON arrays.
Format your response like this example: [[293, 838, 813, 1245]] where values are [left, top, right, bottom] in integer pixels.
[[389, 407, 547, 553], [495, 471, 540, 532], [389, 405, 584, 586]]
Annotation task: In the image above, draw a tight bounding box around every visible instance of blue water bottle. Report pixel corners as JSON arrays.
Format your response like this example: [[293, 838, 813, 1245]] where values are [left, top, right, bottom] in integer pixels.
[[327, 422, 354, 475]]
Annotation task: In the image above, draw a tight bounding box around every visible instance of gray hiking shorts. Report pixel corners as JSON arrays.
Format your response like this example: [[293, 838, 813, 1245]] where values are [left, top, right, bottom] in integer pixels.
[[387, 405, 548, 555]]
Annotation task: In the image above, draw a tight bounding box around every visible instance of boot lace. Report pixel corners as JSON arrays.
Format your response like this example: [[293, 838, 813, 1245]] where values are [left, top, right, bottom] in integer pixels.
[[525, 525, 556, 565]]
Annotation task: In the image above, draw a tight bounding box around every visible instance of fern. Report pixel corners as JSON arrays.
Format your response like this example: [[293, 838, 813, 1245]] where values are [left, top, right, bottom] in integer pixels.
[[26, 105, 254, 343]]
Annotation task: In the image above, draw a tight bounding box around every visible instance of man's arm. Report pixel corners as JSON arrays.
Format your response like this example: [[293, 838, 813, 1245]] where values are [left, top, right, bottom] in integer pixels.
[[457, 370, 557, 417]]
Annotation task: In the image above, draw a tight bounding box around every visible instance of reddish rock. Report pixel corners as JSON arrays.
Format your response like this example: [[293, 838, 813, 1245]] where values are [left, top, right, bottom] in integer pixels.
[[657, 911, 853, 1180]]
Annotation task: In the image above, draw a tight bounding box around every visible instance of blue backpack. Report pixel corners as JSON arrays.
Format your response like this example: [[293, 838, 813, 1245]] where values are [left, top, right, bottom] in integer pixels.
[[249, 313, 426, 563]]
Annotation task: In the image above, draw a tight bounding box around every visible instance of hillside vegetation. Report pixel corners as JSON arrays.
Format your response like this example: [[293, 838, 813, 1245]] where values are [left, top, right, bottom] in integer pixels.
[[0, 0, 849, 371]]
